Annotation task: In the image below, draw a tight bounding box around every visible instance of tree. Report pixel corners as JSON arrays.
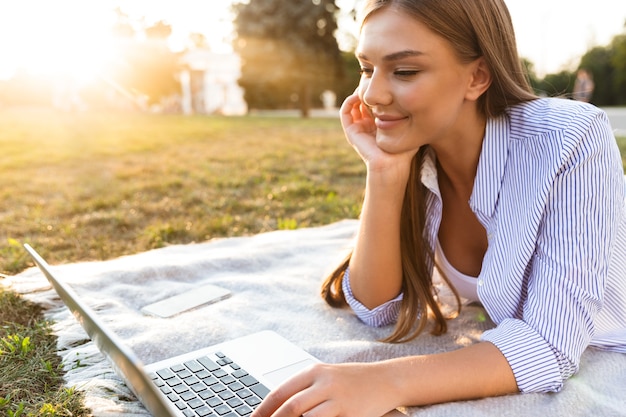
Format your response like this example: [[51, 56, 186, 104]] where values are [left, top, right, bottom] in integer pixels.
[[233, 0, 343, 117], [520, 58, 541, 94], [535, 70, 575, 99], [334, 51, 361, 104], [519, 21, 626, 106], [107, 15, 180, 107], [579, 46, 616, 106], [610, 33, 626, 104], [576, 23, 626, 106]]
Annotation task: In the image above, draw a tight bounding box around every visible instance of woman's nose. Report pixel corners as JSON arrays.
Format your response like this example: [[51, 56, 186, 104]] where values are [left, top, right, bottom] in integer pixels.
[[360, 72, 392, 108]]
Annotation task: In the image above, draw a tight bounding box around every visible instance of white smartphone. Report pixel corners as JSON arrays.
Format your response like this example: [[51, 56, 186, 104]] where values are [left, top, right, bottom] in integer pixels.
[[141, 284, 231, 318]]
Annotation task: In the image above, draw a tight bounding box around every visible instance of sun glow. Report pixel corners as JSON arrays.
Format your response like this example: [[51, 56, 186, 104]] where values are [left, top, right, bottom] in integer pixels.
[[0, 0, 234, 84], [0, 1, 118, 82]]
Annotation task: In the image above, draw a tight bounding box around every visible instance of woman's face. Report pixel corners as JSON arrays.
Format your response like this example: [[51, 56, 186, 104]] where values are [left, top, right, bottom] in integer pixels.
[[356, 8, 482, 154]]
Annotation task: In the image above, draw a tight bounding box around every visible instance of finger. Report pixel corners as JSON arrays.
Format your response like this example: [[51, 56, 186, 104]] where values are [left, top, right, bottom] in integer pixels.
[[342, 97, 374, 136], [251, 368, 317, 417], [269, 386, 325, 417], [340, 93, 361, 127], [300, 399, 337, 417], [359, 102, 374, 121]]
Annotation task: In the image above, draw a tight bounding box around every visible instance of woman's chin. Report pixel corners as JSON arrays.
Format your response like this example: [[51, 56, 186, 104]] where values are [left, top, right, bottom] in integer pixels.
[[375, 133, 416, 155]]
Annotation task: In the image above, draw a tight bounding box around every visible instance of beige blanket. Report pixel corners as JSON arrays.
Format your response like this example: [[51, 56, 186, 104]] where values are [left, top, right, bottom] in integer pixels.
[[5, 220, 626, 416]]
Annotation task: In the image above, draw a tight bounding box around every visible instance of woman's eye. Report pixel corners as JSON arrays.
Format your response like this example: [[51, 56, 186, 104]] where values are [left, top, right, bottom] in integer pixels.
[[358, 68, 419, 78], [394, 70, 419, 77], [359, 68, 373, 77]]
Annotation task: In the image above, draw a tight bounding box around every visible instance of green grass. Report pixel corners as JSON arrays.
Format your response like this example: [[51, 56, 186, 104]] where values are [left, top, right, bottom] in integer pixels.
[[0, 107, 364, 415], [0, 290, 87, 416], [0, 106, 624, 415], [0, 107, 364, 274]]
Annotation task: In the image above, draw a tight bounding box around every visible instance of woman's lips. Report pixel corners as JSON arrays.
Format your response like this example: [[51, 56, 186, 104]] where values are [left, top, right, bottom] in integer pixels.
[[374, 115, 407, 130]]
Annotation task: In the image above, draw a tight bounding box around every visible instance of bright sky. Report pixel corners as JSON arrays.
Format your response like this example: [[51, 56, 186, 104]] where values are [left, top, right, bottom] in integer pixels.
[[506, 0, 626, 76], [0, 0, 233, 81], [0, 0, 624, 81]]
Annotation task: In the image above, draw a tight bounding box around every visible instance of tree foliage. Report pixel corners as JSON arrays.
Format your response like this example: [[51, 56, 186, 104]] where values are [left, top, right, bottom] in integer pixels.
[[233, 0, 343, 116], [610, 33, 626, 104], [522, 25, 626, 106], [521, 58, 540, 91], [335, 51, 362, 104], [534, 70, 575, 98], [572, 26, 626, 106], [107, 11, 180, 106], [579, 45, 616, 105]]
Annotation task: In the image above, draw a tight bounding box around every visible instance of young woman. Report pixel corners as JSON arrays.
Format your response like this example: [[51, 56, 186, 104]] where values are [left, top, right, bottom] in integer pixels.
[[252, 0, 626, 416]]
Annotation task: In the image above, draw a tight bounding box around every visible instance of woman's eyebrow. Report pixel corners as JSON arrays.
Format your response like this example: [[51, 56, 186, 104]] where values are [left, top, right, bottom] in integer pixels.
[[357, 50, 425, 62]]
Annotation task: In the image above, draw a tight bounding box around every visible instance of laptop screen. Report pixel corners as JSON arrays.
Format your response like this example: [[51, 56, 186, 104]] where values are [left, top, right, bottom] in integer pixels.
[[23, 244, 175, 417]]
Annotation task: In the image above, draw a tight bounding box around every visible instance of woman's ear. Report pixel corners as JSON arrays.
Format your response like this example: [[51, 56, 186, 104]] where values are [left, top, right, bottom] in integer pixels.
[[465, 57, 492, 101]]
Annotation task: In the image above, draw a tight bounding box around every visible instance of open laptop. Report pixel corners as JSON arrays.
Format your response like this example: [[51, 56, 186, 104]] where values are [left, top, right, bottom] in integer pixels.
[[23, 244, 319, 417]]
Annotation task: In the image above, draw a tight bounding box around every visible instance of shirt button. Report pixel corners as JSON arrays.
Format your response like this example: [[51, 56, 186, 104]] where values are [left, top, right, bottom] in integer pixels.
[[478, 279, 484, 286]]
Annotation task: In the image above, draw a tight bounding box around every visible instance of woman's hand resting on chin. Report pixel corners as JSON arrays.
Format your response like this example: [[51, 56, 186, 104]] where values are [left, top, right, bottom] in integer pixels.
[[340, 91, 419, 184]]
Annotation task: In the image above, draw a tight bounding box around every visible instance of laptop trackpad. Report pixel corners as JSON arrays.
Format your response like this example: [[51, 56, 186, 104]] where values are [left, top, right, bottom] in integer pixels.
[[264, 359, 316, 385]]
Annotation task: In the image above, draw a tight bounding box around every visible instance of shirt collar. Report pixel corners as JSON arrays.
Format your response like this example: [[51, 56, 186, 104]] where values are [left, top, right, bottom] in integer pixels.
[[469, 113, 510, 220], [420, 146, 440, 198], [419, 114, 510, 221]]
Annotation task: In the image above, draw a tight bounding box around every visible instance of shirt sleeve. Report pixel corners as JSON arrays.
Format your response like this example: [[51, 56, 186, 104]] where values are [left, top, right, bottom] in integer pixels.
[[342, 267, 403, 327], [481, 110, 624, 393]]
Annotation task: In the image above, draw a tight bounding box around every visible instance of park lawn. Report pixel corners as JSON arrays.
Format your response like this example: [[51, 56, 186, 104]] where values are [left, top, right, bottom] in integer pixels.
[[0, 106, 625, 416], [0, 107, 365, 275]]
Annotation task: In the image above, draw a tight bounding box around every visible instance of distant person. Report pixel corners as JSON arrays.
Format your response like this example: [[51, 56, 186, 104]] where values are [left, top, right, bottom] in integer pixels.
[[573, 68, 595, 102], [251, 0, 626, 416]]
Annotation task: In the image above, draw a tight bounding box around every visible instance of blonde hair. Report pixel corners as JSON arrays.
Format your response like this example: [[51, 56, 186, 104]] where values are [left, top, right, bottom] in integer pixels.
[[321, 0, 537, 343]]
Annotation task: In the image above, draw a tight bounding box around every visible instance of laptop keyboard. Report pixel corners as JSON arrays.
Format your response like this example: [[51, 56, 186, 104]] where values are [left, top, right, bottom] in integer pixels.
[[151, 351, 270, 417]]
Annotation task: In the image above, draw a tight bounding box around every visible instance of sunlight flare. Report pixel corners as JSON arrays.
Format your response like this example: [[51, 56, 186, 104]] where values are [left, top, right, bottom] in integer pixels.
[[0, 1, 117, 82]]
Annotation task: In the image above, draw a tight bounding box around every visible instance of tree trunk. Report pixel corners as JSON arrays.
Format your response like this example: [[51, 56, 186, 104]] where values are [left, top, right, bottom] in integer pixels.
[[300, 83, 311, 118]]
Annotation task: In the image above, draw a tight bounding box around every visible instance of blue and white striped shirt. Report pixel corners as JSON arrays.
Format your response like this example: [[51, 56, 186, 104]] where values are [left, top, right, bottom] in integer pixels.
[[342, 97, 626, 393]]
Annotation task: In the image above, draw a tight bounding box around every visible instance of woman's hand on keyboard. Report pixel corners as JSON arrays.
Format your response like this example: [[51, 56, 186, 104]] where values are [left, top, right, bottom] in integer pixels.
[[250, 361, 400, 417]]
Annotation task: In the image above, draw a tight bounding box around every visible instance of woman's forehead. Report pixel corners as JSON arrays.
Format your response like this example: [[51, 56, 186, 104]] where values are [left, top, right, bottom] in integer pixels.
[[357, 9, 449, 59]]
